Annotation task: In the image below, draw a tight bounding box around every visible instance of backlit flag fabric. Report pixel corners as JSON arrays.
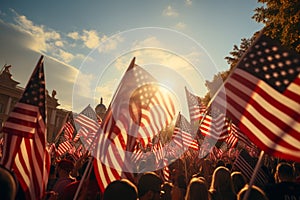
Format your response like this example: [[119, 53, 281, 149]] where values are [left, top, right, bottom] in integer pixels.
[[74, 104, 100, 134], [93, 58, 176, 192], [172, 113, 199, 151], [57, 140, 73, 156], [185, 87, 206, 123], [0, 55, 50, 199], [199, 113, 230, 141], [225, 122, 239, 148], [213, 33, 300, 161], [63, 122, 75, 141]]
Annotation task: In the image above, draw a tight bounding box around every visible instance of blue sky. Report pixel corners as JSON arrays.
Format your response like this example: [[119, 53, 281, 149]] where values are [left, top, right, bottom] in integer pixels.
[[0, 0, 263, 116]]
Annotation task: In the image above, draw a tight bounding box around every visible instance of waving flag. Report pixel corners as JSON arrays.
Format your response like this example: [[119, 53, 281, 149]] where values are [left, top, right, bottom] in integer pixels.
[[74, 104, 100, 133], [172, 113, 199, 151], [213, 32, 300, 161], [0, 55, 50, 199], [199, 113, 230, 141], [225, 122, 239, 148], [93, 57, 176, 192], [185, 87, 206, 123], [63, 122, 75, 141], [57, 140, 73, 156]]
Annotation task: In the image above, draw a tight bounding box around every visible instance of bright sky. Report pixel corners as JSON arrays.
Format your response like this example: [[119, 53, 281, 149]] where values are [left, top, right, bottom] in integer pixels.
[[0, 0, 263, 117]]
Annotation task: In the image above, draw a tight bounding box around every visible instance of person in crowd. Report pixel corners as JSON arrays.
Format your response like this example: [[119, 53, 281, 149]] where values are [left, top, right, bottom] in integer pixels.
[[137, 172, 163, 200], [209, 166, 236, 200], [198, 158, 214, 186], [231, 171, 246, 194], [185, 177, 209, 200], [0, 165, 17, 200], [292, 162, 300, 183], [264, 162, 300, 200], [160, 182, 173, 200], [215, 160, 225, 168], [103, 179, 138, 200], [51, 159, 76, 199], [58, 159, 101, 200], [171, 173, 187, 200], [237, 184, 268, 200], [46, 165, 57, 192]]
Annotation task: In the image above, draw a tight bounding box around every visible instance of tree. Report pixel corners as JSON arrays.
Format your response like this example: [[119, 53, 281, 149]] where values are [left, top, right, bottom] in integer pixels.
[[252, 0, 300, 52], [224, 37, 254, 70]]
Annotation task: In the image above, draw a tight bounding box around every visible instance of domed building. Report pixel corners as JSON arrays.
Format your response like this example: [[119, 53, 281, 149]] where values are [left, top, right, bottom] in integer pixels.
[[95, 97, 107, 121]]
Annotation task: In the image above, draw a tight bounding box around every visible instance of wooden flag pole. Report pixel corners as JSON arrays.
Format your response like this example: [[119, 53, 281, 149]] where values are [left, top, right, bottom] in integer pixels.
[[242, 150, 265, 200]]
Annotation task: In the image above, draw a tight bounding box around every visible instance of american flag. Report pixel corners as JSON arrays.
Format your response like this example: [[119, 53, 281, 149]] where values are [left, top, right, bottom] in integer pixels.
[[213, 33, 300, 161], [0, 55, 50, 199], [74, 104, 100, 133], [162, 158, 170, 182], [75, 126, 97, 150], [57, 140, 73, 156], [63, 121, 75, 141], [185, 87, 206, 121], [199, 113, 230, 141], [225, 122, 239, 148], [93, 58, 176, 192], [185, 87, 206, 129], [227, 122, 257, 149], [233, 149, 267, 187], [172, 113, 199, 151]]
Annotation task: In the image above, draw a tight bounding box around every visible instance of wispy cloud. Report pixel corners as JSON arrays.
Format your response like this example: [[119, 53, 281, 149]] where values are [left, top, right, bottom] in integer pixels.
[[173, 22, 186, 30], [98, 34, 124, 53], [7, 10, 80, 64], [132, 36, 162, 48], [162, 5, 179, 17], [185, 0, 192, 6], [95, 78, 119, 106]]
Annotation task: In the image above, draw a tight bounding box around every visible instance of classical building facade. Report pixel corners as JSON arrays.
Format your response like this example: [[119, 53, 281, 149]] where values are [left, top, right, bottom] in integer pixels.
[[0, 65, 69, 143]]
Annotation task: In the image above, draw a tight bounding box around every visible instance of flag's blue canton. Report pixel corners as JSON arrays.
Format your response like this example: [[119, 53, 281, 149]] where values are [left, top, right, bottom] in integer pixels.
[[79, 105, 98, 121], [20, 60, 46, 121], [240, 34, 300, 92], [177, 114, 191, 133]]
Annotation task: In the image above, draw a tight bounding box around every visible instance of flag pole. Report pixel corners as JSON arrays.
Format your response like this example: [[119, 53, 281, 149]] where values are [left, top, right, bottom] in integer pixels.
[[53, 111, 71, 144], [197, 29, 265, 128], [73, 156, 94, 200], [74, 57, 137, 198], [242, 150, 265, 200]]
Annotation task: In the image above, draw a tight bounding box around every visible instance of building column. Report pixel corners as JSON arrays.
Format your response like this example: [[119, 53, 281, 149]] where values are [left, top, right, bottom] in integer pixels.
[[5, 97, 11, 115]]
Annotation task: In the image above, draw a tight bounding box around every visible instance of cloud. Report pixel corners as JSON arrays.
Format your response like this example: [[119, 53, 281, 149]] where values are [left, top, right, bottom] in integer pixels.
[[98, 34, 124, 53], [162, 5, 179, 17], [55, 41, 64, 47], [185, 0, 192, 6], [73, 72, 95, 98], [81, 29, 100, 49], [95, 78, 119, 107], [58, 49, 74, 63], [67, 31, 80, 40], [132, 36, 163, 48], [0, 17, 81, 111], [4, 10, 82, 66], [173, 22, 186, 30]]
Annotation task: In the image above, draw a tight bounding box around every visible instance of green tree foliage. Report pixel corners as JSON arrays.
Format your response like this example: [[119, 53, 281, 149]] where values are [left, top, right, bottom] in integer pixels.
[[252, 0, 300, 52]]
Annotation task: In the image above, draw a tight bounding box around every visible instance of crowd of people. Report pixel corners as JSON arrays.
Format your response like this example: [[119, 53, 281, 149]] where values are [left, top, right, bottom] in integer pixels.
[[2, 149, 300, 200]]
